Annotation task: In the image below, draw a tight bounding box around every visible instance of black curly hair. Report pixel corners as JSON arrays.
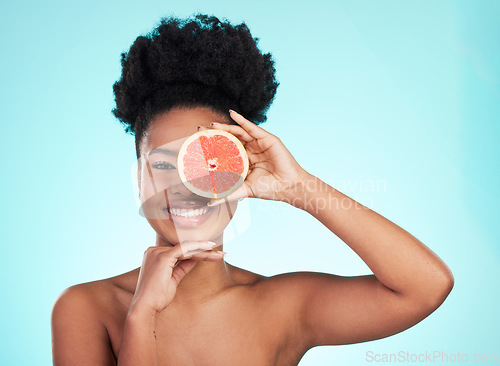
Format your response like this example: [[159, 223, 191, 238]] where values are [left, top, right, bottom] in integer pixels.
[[111, 13, 279, 159]]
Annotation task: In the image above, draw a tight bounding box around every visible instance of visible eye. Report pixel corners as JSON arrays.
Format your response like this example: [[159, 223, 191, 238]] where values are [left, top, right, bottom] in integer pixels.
[[151, 161, 176, 170]]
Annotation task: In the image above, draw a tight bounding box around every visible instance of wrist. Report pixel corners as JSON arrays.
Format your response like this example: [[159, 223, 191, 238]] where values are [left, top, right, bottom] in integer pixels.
[[279, 171, 317, 208], [127, 301, 158, 320]]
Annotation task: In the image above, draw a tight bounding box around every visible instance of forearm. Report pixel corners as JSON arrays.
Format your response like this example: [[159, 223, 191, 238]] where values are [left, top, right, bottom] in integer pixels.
[[285, 173, 454, 302], [117, 307, 158, 366]]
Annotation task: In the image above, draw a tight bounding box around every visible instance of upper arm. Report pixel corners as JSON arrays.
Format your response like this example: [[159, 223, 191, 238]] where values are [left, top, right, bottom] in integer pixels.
[[280, 272, 450, 348], [51, 285, 116, 366]]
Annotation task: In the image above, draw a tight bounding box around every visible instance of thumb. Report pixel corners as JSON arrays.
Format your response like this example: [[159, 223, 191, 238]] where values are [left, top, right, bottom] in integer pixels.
[[207, 183, 250, 207], [171, 258, 198, 285]]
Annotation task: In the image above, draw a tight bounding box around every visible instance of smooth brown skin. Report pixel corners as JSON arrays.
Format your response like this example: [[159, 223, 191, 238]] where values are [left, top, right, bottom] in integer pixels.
[[51, 107, 454, 365]]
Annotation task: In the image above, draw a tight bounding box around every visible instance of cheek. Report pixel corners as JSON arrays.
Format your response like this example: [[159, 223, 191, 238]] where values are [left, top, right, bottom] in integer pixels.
[[146, 218, 182, 244], [139, 168, 173, 206], [139, 164, 188, 204]]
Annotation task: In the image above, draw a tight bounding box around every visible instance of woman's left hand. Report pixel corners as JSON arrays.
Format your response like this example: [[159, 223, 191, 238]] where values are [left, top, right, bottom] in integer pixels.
[[206, 109, 310, 206]]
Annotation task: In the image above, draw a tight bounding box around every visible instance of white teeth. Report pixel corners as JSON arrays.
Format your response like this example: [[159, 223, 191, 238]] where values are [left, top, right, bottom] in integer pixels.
[[169, 207, 210, 217]]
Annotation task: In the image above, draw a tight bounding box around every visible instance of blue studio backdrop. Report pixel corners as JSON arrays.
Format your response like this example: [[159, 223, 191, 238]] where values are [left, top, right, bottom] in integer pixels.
[[1, 0, 499, 365]]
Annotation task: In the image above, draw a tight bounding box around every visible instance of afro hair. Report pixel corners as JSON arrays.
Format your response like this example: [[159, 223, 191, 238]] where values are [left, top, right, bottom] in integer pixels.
[[111, 13, 279, 159]]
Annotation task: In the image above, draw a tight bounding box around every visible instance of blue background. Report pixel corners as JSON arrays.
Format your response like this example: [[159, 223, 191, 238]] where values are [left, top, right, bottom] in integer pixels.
[[1, 0, 499, 364]]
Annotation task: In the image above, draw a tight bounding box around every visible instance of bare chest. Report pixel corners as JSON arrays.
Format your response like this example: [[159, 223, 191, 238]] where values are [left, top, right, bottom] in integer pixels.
[[153, 310, 279, 365], [106, 295, 284, 365]]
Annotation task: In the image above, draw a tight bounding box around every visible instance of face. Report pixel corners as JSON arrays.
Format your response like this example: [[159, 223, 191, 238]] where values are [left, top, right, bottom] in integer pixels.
[[137, 106, 239, 245]]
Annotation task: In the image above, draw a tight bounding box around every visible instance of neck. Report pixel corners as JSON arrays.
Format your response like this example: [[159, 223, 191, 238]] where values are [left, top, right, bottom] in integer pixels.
[[156, 233, 235, 309]]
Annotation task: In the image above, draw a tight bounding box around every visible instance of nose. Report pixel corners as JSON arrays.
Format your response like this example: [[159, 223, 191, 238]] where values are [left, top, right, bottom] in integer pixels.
[[167, 179, 193, 198]]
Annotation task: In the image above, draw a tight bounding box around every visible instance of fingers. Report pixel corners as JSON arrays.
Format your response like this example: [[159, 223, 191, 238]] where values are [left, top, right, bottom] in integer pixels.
[[172, 258, 198, 274], [178, 241, 218, 257], [209, 123, 254, 142], [207, 183, 249, 207], [170, 241, 226, 261], [148, 241, 222, 259], [229, 109, 271, 140], [186, 249, 227, 261], [197, 125, 212, 132]]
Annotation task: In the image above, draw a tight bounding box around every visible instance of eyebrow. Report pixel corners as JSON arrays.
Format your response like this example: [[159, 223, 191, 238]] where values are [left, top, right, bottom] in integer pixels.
[[147, 147, 177, 157]]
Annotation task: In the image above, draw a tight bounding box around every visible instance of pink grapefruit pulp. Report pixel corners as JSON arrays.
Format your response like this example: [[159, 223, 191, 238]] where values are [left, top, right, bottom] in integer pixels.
[[177, 129, 249, 199]]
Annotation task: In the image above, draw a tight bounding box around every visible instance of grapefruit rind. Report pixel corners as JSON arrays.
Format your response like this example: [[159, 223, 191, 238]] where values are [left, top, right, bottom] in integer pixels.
[[177, 129, 249, 199]]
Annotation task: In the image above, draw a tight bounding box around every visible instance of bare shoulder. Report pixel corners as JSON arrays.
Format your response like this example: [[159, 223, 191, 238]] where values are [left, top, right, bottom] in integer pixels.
[[253, 270, 359, 320], [51, 275, 125, 365], [251, 270, 319, 324], [226, 262, 267, 286], [253, 270, 329, 296], [52, 268, 139, 321], [53, 279, 110, 314]]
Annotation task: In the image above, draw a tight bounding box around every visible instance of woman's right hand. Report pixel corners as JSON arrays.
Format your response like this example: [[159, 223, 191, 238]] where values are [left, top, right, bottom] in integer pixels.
[[128, 241, 225, 316]]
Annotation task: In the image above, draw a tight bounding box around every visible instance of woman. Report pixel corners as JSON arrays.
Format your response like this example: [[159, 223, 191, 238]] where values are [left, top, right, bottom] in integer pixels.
[[51, 13, 454, 365]]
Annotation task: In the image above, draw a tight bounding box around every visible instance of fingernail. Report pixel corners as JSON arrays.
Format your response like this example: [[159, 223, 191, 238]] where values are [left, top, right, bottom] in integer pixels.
[[216, 251, 226, 255], [209, 241, 217, 247], [211, 122, 220, 126], [197, 125, 202, 130], [229, 109, 235, 114]]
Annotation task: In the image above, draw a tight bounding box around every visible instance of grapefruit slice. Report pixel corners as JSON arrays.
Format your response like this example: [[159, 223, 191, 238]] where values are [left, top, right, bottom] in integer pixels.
[[177, 129, 249, 199]]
